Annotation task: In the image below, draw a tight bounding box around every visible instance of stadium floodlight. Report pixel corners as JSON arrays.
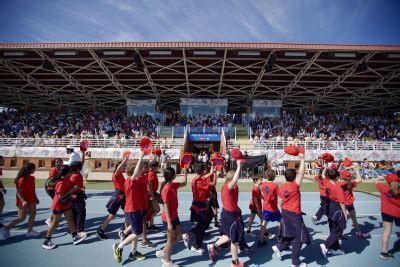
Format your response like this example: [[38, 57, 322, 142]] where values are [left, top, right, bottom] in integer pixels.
[[149, 50, 172, 56], [3, 51, 25, 56], [54, 51, 77, 56], [193, 50, 216, 56], [284, 51, 307, 57], [334, 52, 356, 58], [238, 50, 260, 56], [387, 53, 400, 59], [103, 50, 126, 56]]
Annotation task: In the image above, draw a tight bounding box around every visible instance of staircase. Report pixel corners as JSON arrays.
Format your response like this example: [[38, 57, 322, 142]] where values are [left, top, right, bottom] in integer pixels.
[[235, 124, 248, 139]]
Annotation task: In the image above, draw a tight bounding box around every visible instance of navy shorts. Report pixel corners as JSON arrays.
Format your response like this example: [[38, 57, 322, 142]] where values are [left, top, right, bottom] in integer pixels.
[[221, 209, 243, 244], [106, 191, 125, 215], [125, 210, 144, 235], [345, 204, 355, 212], [382, 212, 400, 226], [263, 210, 281, 222], [163, 217, 181, 231], [53, 208, 71, 215]]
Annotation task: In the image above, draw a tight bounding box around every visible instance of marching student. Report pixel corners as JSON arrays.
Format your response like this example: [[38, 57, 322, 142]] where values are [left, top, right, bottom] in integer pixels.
[[258, 169, 281, 247], [320, 168, 348, 258], [113, 152, 148, 263], [271, 151, 311, 267], [70, 161, 87, 236], [338, 169, 370, 239], [182, 163, 215, 254], [209, 163, 220, 228], [1, 163, 40, 238], [246, 175, 263, 238], [155, 167, 188, 267], [147, 160, 161, 232], [376, 173, 400, 260], [96, 156, 128, 240], [42, 165, 87, 249], [44, 158, 63, 227], [207, 160, 244, 267], [311, 167, 329, 225]]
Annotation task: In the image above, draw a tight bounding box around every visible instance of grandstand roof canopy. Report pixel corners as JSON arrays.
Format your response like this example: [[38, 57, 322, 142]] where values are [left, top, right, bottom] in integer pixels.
[[0, 42, 399, 113]]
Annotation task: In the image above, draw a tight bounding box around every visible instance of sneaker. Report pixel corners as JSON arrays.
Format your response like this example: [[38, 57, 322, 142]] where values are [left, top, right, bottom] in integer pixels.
[[231, 260, 244, 267], [182, 233, 193, 249], [330, 249, 345, 256], [191, 246, 205, 254], [1, 227, 10, 239], [239, 244, 252, 254], [272, 245, 282, 260], [45, 218, 52, 227], [78, 231, 87, 237], [257, 240, 267, 247], [42, 239, 56, 250], [312, 216, 318, 225], [96, 228, 108, 240], [26, 229, 41, 237], [320, 244, 328, 258], [140, 240, 156, 248], [292, 263, 307, 267], [148, 224, 159, 232], [207, 243, 217, 262], [128, 251, 146, 261], [155, 250, 164, 258], [162, 261, 179, 267], [113, 243, 123, 263], [266, 233, 276, 240], [72, 233, 87, 245], [380, 252, 395, 260], [118, 229, 126, 242]]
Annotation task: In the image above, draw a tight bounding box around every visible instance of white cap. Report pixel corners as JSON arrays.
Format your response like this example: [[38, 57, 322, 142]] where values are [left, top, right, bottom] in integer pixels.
[[66, 145, 74, 150]]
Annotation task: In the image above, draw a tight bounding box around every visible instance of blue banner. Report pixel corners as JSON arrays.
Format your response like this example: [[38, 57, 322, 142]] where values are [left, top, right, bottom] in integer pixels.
[[188, 133, 221, 142]]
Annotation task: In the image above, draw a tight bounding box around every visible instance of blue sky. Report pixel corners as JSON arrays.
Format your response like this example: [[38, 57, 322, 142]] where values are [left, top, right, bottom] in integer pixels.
[[1, 0, 399, 44]]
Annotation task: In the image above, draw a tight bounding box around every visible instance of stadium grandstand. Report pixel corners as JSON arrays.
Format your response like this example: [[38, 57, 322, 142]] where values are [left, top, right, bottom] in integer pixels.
[[0, 42, 399, 178]]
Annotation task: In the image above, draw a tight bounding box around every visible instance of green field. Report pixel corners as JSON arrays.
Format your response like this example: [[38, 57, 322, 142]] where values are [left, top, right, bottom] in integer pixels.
[[1, 178, 379, 195]]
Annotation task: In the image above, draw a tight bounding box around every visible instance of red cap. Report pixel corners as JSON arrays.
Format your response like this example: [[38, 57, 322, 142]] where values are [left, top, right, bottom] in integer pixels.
[[180, 153, 192, 169], [343, 158, 352, 167], [321, 153, 335, 162], [385, 173, 399, 184], [340, 170, 352, 180], [79, 140, 89, 152], [212, 157, 224, 171], [123, 151, 132, 159], [284, 145, 299, 156], [152, 148, 162, 156], [211, 152, 221, 159], [230, 148, 247, 163], [140, 137, 152, 155]]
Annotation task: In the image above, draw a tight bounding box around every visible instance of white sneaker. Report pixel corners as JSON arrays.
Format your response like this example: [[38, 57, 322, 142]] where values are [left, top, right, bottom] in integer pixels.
[[267, 233, 276, 240], [155, 250, 164, 258], [78, 231, 87, 237], [292, 263, 307, 267], [26, 229, 41, 237], [272, 245, 282, 260], [45, 218, 51, 227], [162, 261, 179, 267], [320, 243, 328, 258], [190, 246, 205, 254], [330, 249, 345, 256], [2, 227, 10, 239], [182, 233, 192, 248]]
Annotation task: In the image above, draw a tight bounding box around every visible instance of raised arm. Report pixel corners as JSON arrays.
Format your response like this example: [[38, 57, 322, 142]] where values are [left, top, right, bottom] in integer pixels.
[[81, 151, 85, 166], [179, 168, 188, 188], [354, 168, 363, 184], [211, 170, 219, 187], [114, 157, 128, 175], [130, 152, 145, 180], [295, 153, 305, 186], [228, 160, 242, 190]]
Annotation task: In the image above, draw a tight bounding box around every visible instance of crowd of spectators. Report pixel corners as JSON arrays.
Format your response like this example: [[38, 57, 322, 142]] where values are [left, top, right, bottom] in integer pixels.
[[250, 111, 399, 142], [0, 109, 399, 142]]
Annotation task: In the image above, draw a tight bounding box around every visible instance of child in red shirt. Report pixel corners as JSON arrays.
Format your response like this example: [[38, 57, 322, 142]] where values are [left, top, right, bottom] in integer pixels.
[[1, 163, 40, 239], [70, 161, 87, 235], [312, 168, 329, 225], [246, 175, 262, 237], [147, 160, 161, 232], [42, 165, 86, 249], [258, 169, 281, 247], [97, 156, 128, 240], [155, 166, 188, 266], [338, 169, 370, 239], [207, 160, 244, 267], [376, 173, 400, 260], [272, 152, 311, 267]]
